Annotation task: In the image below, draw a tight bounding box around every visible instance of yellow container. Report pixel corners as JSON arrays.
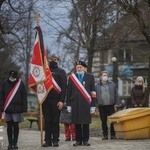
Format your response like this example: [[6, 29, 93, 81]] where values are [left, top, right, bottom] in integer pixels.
[[108, 108, 150, 139]]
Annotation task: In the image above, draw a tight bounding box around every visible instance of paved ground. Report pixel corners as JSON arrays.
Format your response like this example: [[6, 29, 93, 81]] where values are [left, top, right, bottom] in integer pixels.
[[0, 126, 150, 150]]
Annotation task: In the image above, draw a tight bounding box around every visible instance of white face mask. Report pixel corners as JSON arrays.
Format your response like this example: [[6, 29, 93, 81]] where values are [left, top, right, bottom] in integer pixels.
[[77, 71, 84, 76], [102, 76, 108, 82]]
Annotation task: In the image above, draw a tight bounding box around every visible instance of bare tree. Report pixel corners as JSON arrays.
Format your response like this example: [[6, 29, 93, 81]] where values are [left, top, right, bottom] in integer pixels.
[[117, 0, 150, 44], [0, 0, 37, 88], [116, 0, 150, 102], [55, 0, 119, 73]]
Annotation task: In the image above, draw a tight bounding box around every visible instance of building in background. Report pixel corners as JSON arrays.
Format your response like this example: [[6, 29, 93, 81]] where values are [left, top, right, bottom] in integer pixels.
[[92, 12, 150, 105]]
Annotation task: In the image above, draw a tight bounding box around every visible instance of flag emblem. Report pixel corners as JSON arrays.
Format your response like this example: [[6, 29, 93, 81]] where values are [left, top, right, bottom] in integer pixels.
[[37, 84, 45, 93], [32, 66, 41, 78]]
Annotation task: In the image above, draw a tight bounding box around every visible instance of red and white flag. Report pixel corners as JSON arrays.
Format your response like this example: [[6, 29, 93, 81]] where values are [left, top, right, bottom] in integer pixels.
[[29, 26, 53, 104]]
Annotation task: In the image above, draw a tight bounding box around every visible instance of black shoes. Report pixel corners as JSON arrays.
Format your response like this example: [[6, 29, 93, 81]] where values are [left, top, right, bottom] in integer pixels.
[[53, 142, 59, 147], [102, 136, 108, 140], [42, 142, 52, 147], [42, 142, 59, 147], [7, 145, 11, 150], [83, 142, 91, 146], [73, 141, 90, 146], [111, 136, 117, 139], [8, 144, 19, 150], [65, 138, 71, 141], [12, 144, 18, 149], [73, 142, 82, 146]]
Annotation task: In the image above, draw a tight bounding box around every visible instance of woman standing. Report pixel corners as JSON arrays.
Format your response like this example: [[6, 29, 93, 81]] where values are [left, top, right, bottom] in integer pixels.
[[131, 76, 149, 108], [0, 69, 27, 150]]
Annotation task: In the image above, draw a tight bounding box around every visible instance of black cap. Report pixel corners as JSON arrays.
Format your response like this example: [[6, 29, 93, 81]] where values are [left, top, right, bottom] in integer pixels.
[[9, 69, 18, 78], [49, 54, 59, 61], [76, 61, 87, 68]]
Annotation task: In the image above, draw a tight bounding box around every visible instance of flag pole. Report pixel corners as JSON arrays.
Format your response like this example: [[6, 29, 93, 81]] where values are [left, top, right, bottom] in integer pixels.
[[35, 13, 40, 26], [39, 103, 44, 146], [35, 13, 44, 146]]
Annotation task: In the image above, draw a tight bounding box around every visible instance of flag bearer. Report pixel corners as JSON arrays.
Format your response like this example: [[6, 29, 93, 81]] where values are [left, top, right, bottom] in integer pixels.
[[42, 54, 67, 147]]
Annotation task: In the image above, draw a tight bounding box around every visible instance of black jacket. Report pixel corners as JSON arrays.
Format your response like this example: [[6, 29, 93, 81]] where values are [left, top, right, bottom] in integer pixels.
[[0, 78, 27, 113], [46, 66, 67, 102], [131, 85, 149, 107], [67, 72, 96, 124]]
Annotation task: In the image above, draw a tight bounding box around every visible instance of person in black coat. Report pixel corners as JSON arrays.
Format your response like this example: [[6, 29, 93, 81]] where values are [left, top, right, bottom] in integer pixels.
[[42, 54, 67, 147], [67, 61, 96, 146], [0, 69, 27, 150], [131, 76, 149, 108]]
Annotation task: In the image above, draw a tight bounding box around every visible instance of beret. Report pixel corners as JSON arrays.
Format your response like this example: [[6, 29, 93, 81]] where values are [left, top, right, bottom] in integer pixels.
[[9, 69, 18, 77], [76, 61, 87, 67]]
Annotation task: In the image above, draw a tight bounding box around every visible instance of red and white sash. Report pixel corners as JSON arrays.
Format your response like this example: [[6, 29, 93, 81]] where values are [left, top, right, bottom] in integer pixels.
[[69, 73, 91, 104], [91, 91, 96, 98], [1, 79, 21, 119], [52, 77, 61, 94]]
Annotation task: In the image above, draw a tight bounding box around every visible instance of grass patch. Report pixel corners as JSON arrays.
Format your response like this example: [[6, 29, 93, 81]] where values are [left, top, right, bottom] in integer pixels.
[[90, 117, 101, 128], [1, 116, 103, 130], [19, 116, 39, 129]]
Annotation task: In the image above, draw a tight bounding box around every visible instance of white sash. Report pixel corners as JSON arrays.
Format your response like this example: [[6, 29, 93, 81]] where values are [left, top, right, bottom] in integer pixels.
[[1, 79, 21, 119], [52, 77, 61, 94], [70, 74, 91, 104]]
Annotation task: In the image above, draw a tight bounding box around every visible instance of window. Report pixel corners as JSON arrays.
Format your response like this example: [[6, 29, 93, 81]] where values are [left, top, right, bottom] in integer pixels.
[[122, 79, 132, 96], [118, 49, 132, 62]]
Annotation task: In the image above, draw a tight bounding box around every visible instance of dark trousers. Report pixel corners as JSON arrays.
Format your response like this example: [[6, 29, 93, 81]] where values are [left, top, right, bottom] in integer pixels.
[[75, 124, 89, 143], [7, 121, 19, 145], [42, 99, 61, 143], [98, 105, 115, 137]]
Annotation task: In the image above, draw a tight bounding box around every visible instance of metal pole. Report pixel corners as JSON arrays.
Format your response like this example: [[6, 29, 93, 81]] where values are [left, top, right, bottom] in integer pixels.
[[113, 59, 118, 87]]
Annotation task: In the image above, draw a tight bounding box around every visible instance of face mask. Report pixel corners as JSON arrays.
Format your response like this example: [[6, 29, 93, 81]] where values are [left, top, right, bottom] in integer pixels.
[[77, 71, 84, 75], [77, 71, 84, 76], [49, 61, 57, 68], [102, 76, 108, 82]]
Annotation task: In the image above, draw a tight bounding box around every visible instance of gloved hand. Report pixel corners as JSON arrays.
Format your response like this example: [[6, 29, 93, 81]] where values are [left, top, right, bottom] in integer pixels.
[[67, 106, 71, 113], [90, 107, 96, 114]]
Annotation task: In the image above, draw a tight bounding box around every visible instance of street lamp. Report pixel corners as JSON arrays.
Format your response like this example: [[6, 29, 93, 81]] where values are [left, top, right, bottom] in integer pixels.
[[111, 57, 117, 63], [111, 56, 118, 87]]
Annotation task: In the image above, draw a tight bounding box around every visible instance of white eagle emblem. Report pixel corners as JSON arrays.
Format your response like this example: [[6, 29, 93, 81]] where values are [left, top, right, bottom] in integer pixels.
[[32, 66, 40, 77], [37, 84, 45, 94]]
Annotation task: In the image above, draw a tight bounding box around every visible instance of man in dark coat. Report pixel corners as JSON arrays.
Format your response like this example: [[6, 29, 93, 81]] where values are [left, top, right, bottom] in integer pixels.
[[66, 61, 96, 146], [42, 54, 67, 147]]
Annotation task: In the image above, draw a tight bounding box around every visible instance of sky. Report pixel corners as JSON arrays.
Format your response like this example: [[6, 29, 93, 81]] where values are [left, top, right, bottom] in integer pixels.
[[36, 0, 71, 52], [34, 0, 74, 72]]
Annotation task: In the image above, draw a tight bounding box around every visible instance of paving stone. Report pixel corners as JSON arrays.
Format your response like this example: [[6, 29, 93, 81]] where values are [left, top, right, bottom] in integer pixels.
[[1, 127, 150, 150]]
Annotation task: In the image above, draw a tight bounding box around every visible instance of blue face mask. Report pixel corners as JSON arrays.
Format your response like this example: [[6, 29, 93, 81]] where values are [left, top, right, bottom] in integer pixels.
[[102, 76, 108, 82], [77, 71, 84, 76]]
